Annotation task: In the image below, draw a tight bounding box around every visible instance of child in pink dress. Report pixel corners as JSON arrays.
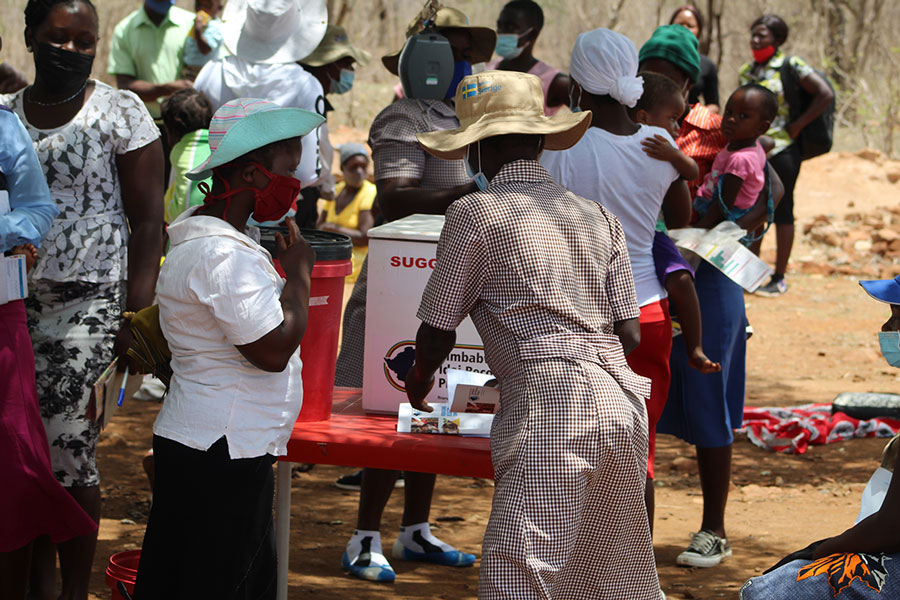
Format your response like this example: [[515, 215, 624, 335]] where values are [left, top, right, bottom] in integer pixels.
[[693, 84, 776, 227]]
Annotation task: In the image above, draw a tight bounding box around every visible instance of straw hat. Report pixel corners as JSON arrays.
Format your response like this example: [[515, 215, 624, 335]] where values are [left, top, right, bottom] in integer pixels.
[[381, 6, 495, 76], [187, 98, 325, 181], [416, 71, 591, 160], [221, 0, 328, 65], [301, 24, 371, 67]]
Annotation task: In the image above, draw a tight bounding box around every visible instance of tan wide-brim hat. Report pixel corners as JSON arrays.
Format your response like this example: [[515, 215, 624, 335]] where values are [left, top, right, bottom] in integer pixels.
[[417, 71, 592, 160], [222, 0, 328, 64], [381, 6, 496, 76], [301, 24, 371, 67]]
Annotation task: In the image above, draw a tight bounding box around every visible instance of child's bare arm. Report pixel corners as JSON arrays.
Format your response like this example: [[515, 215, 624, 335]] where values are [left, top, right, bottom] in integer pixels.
[[718, 173, 744, 210], [759, 135, 775, 154], [641, 135, 700, 181], [696, 174, 743, 229]]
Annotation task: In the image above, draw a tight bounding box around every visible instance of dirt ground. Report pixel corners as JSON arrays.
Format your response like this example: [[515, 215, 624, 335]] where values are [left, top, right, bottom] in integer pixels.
[[81, 150, 900, 599]]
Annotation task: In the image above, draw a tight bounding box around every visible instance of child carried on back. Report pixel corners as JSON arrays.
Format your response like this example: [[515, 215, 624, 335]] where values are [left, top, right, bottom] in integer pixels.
[[629, 72, 719, 374]]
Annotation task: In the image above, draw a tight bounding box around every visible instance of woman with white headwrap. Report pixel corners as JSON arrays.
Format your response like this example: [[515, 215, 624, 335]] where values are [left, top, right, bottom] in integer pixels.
[[541, 27, 692, 541]]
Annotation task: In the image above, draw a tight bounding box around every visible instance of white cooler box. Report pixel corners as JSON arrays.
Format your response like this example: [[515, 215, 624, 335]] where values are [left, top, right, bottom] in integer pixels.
[[362, 214, 490, 414]]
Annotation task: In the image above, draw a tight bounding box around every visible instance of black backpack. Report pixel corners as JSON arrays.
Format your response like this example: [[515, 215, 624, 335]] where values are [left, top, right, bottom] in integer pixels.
[[779, 58, 836, 161]]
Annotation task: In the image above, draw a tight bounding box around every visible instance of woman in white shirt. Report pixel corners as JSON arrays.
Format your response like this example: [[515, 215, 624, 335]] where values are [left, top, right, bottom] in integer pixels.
[[134, 98, 323, 600]]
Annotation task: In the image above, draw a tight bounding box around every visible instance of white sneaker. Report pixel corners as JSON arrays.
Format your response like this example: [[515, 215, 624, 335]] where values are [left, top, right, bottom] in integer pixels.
[[676, 529, 732, 567]]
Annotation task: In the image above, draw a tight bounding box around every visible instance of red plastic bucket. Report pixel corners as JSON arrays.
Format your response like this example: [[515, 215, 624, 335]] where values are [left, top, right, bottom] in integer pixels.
[[106, 550, 140, 599], [259, 228, 353, 422]]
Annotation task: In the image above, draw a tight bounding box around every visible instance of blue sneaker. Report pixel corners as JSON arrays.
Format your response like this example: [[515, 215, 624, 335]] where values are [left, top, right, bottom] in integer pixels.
[[391, 539, 475, 567], [341, 550, 395, 582]]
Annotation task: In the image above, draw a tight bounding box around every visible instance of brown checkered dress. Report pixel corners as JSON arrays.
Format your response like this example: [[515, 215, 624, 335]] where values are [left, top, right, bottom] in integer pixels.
[[417, 160, 659, 599], [334, 98, 469, 386]]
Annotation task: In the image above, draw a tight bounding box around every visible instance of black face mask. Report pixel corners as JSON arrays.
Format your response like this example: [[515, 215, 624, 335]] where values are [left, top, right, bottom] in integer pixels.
[[34, 43, 94, 92]]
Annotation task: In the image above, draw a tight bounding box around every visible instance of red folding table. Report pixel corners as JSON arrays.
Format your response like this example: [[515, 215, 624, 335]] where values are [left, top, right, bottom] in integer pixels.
[[274, 389, 493, 599]]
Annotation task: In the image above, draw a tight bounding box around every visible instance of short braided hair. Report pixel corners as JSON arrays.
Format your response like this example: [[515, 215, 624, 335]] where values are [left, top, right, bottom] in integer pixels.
[[25, 0, 97, 31], [161, 89, 214, 141]]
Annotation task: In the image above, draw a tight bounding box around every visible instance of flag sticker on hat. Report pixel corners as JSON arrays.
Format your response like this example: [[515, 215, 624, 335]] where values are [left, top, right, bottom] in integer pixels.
[[462, 82, 502, 100]]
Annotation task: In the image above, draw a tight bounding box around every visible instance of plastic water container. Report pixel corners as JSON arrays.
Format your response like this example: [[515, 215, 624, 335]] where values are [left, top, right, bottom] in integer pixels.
[[106, 550, 140, 599], [258, 227, 353, 422]]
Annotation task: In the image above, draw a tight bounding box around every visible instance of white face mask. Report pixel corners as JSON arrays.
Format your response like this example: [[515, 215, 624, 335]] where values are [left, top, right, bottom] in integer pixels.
[[465, 142, 489, 191]]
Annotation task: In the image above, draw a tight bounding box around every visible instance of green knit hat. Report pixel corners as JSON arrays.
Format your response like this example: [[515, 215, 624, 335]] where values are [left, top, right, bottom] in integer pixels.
[[638, 24, 700, 84]]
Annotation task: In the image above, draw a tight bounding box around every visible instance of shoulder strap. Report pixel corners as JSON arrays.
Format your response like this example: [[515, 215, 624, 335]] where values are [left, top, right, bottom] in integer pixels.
[[738, 160, 774, 246], [779, 56, 801, 116]]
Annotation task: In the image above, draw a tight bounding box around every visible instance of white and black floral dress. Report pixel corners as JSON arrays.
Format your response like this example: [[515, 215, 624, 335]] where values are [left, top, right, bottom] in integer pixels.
[[0, 82, 159, 487]]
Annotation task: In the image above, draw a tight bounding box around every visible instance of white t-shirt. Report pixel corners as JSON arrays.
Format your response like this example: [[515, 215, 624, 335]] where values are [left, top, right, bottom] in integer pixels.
[[541, 124, 680, 307], [154, 207, 302, 459], [194, 55, 325, 188]]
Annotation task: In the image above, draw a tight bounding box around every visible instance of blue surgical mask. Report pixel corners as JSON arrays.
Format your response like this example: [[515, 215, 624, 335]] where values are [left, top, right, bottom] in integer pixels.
[[330, 69, 354, 94], [879, 331, 900, 368], [145, 0, 174, 16], [445, 60, 472, 99], [495, 33, 524, 59], [465, 142, 489, 191]]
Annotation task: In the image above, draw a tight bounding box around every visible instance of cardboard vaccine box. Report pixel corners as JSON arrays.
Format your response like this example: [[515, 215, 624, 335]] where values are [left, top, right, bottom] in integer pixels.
[[362, 214, 490, 414]]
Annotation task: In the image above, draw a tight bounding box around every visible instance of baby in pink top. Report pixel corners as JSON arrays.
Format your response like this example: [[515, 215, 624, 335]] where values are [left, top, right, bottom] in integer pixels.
[[694, 84, 777, 222]]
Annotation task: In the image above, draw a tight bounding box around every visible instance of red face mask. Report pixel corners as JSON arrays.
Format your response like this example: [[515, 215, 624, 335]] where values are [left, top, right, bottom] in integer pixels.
[[200, 162, 301, 222], [751, 45, 776, 64]]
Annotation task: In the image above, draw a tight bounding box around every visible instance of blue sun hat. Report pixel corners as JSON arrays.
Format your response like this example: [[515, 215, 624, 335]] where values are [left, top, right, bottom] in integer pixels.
[[186, 97, 324, 181], [860, 274, 900, 304]]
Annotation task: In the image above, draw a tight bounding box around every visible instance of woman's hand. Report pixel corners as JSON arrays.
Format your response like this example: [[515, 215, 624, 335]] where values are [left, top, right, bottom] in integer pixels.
[[113, 320, 138, 373], [785, 121, 802, 140], [275, 217, 315, 281], [405, 362, 435, 412]]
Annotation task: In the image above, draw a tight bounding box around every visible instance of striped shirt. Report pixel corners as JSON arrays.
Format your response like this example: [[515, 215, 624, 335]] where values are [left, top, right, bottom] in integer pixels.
[[677, 103, 727, 198]]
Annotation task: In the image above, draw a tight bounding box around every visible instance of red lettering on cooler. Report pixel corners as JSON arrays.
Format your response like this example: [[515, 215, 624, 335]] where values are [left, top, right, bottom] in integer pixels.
[[388, 256, 437, 270]]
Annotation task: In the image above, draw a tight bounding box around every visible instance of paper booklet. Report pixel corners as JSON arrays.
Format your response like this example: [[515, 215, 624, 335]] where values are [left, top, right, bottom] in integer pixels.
[[0, 254, 27, 305], [668, 222, 773, 293], [397, 403, 493, 438], [446, 368, 500, 414], [86, 359, 144, 429]]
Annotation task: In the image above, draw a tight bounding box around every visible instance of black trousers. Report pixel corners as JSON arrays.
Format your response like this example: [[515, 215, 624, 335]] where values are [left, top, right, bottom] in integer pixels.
[[134, 436, 277, 600], [770, 142, 803, 225]]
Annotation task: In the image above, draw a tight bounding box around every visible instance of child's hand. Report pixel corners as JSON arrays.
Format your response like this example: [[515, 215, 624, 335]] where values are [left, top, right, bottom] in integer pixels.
[[641, 134, 679, 162], [10, 243, 37, 273], [194, 10, 211, 35]]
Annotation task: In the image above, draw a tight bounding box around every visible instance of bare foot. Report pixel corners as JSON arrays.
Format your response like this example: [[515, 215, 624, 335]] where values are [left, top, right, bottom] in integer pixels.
[[10, 243, 37, 273], [688, 346, 722, 374]]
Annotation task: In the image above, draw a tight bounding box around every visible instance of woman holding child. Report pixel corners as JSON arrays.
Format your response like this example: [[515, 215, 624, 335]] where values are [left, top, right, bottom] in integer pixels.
[[0, 0, 164, 596], [639, 24, 784, 569], [739, 14, 833, 297]]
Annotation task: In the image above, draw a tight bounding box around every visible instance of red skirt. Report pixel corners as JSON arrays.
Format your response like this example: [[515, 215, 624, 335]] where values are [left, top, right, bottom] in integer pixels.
[[624, 299, 673, 480], [0, 300, 96, 551]]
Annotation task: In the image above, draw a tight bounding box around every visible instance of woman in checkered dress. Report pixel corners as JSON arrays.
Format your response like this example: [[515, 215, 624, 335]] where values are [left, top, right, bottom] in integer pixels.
[[409, 71, 661, 599]]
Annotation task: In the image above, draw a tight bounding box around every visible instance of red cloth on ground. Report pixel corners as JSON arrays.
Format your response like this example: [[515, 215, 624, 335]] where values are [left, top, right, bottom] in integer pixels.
[[740, 403, 900, 455], [625, 299, 672, 479], [0, 300, 96, 551]]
